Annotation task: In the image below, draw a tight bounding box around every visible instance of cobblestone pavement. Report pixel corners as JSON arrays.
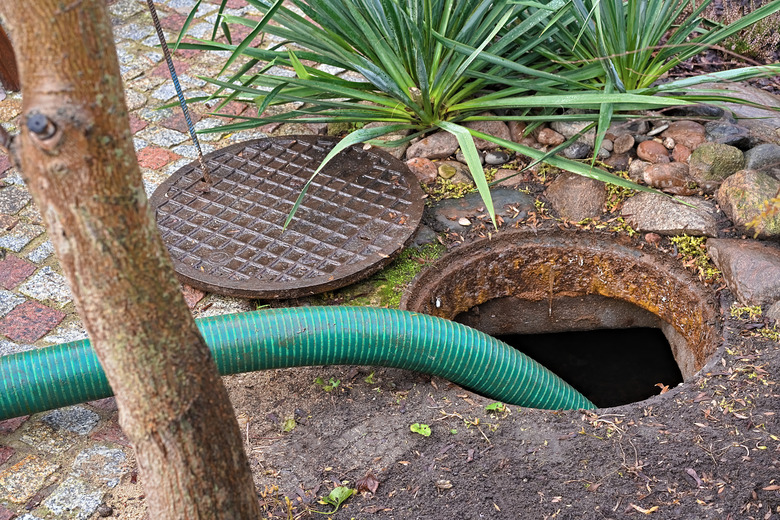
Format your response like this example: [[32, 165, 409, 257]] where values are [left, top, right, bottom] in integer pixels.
[[0, 1, 280, 517]]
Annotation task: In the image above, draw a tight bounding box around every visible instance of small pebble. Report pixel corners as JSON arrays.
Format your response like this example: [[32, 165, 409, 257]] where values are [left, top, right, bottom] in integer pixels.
[[563, 142, 591, 160], [663, 137, 675, 150], [438, 164, 457, 179], [484, 150, 511, 165], [458, 217, 471, 226], [613, 134, 635, 155], [647, 123, 669, 136], [455, 149, 485, 165], [537, 128, 566, 146], [98, 504, 114, 517]]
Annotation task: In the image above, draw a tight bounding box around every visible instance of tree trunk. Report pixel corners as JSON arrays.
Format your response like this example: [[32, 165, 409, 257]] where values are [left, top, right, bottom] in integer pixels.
[[0, 2, 262, 518]]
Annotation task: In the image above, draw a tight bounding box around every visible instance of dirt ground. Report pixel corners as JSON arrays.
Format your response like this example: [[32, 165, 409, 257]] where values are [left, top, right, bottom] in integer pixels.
[[144, 239, 772, 520]]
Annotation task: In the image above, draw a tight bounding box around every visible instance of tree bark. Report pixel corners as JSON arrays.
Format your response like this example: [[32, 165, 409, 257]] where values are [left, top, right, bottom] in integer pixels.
[[0, 2, 261, 518]]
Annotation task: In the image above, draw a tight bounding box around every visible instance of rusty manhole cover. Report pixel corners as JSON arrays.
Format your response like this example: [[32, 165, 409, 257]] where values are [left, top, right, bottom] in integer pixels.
[[149, 136, 425, 298]]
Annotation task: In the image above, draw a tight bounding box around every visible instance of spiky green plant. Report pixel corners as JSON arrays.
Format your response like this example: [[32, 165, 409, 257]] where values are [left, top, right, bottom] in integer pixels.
[[178, 0, 675, 226], [544, 0, 780, 91]]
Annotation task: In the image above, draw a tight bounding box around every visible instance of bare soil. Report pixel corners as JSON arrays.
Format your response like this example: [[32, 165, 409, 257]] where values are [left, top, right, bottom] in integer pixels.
[[220, 267, 780, 520]]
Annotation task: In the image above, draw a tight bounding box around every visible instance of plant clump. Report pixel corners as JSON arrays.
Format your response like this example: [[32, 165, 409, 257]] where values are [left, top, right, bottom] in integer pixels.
[[669, 234, 721, 283]]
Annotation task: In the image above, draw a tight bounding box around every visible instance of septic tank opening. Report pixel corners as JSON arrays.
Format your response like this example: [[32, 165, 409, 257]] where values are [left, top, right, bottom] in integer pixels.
[[401, 230, 722, 408], [491, 329, 682, 407]]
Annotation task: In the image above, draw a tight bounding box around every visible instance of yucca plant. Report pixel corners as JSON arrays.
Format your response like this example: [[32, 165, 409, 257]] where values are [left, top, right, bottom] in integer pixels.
[[543, 0, 780, 91], [519, 0, 780, 170], [178, 0, 674, 226]]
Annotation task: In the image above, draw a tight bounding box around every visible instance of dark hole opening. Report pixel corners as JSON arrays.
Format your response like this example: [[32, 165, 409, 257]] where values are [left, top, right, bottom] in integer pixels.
[[495, 328, 684, 408]]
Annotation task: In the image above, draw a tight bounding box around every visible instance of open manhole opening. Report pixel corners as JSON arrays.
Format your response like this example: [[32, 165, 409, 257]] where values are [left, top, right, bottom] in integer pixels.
[[401, 229, 722, 409]]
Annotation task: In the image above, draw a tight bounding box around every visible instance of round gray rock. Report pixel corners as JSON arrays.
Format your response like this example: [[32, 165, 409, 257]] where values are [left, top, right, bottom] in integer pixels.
[[688, 142, 744, 193], [544, 172, 606, 221], [717, 169, 780, 238]]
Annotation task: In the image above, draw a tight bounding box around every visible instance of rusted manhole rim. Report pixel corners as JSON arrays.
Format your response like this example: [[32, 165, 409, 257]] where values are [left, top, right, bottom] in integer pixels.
[[150, 136, 425, 298], [401, 229, 722, 381]]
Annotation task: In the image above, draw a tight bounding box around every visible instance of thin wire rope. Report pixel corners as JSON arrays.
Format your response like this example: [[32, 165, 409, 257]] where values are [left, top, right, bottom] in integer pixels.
[[146, 0, 212, 186]]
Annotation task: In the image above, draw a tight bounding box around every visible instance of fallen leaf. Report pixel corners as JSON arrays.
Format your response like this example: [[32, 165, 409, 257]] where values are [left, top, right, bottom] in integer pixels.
[[655, 383, 669, 394], [357, 472, 380, 494], [762, 484, 780, 491], [630, 503, 659, 514], [686, 468, 704, 488], [587, 482, 602, 493]]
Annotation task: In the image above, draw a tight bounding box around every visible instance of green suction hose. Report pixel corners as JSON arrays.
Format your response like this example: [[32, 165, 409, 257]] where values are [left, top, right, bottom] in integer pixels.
[[0, 306, 595, 420]]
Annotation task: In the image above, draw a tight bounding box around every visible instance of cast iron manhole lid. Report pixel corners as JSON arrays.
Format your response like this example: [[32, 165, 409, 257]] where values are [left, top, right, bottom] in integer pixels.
[[149, 136, 425, 299]]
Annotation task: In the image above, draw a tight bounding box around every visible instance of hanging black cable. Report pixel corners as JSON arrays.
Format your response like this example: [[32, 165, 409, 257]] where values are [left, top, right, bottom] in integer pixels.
[[145, 0, 212, 188]]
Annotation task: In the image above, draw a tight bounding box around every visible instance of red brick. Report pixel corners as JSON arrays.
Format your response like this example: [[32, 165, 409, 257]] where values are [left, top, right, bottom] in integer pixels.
[[173, 47, 201, 59], [91, 423, 131, 447], [128, 114, 148, 135], [212, 101, 247, 118], [151, 59, 192, 78], [0, 415, 27, 434], [181, 284, 205, 309], [0, 151, 11, 174], [206, 0, 246, 7], [88, 397, 118, 411], [0, 445, 14, 466], [136, 147, 181, 170], [0, 301, 66, 343], [160, 12, 187, 32], [0, 254, 36, 290], [160, 111, 201, 134], [0, 504, 15, 520]]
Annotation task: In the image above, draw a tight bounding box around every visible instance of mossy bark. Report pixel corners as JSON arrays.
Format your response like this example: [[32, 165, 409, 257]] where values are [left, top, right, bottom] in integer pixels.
[[0, 2, 261, 518]]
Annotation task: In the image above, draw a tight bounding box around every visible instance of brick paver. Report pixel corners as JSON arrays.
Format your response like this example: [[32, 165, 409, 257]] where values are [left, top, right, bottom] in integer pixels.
[[0, 254, 36, 290], [0, 301, 66, 343]]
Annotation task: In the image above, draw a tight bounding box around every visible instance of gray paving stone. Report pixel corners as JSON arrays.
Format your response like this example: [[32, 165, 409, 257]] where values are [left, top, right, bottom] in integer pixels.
[[138, 106, 174, 123], [136, 127, 189, 147], [194, 294, 254, 318], [133, 138, 148, 152], [0, 340, 36, 356], [42, 322, 88, 345], [27, 240, 55, 263], [17, 514, 45, 520], [18, 266, 73, 306], [108, 0, 146, 18], [142, 179, 159, 198], [317, 63, 345, 75], [0, 185, 32, 215], [0, 290, 25, 317], [114, 23, 155, 41], [151, 83, 178, 102], [0, 455, 59, 503], [0, 223, 45, 252], [41, 406, 100, 436], [228, 129, 269, 143], [187, 22, 213, 39], [72, 446, 129, 488], [41, 476, 102, 520], [115, 47, 134, 66], [195, 117, 226, 142], [172, 142, 216, 159], [166, 0, 218, 15], [124, 90, 147, 111], [19, 423, 77, 454], [2, 171, 25, 186]]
